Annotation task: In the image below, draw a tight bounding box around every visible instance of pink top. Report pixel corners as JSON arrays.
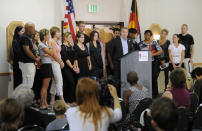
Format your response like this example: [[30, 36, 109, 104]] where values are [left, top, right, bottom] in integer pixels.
[[50, 39, 61, 60]]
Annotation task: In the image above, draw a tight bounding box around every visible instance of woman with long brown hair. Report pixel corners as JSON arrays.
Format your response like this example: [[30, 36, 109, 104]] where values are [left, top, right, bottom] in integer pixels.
[[65, 78, 122, 131], [86, 30, 104, 80], [74, 33, 92, 78]]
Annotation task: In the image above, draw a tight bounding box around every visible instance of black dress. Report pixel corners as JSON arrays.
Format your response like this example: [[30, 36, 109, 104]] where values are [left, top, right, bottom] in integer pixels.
[[74, 44, 90, 78], [89, 42, 103, 79], [61, 44, 77, 102], [12, 38, 22, 89]]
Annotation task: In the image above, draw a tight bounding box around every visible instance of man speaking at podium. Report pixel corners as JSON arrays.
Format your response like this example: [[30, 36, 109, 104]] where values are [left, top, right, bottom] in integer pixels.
[[109, 27, 133, 97]]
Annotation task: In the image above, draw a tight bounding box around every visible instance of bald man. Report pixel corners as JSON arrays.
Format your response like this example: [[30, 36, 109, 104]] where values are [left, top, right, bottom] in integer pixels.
[[19, 22, 40, 88]]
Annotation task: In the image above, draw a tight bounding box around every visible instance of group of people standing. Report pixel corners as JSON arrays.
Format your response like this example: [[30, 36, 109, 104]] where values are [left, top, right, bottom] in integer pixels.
[[11, 21, 106, 109], [106, 24, 194, 98], [11, 21, 194, 109]]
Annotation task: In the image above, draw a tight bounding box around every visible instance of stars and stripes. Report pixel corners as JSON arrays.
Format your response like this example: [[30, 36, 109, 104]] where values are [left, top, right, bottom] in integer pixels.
[[64, 0, 77, 42]]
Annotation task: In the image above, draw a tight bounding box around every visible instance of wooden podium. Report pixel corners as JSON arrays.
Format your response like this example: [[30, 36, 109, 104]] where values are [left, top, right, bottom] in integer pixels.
[[121, 51, 152, 98]]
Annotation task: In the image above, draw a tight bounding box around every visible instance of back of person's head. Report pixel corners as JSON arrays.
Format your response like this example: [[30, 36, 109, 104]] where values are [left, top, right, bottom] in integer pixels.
[[151, 97, 178, 131], [53, 100, 68, 116], [191, 67, 202, 79], [0, 98, 24, 131], [127, 71, 139, 86], [170, 68, 186, 88], [12, 84, 35, 107], [76, 78, 110, 131], [76, 78, 100, 106]]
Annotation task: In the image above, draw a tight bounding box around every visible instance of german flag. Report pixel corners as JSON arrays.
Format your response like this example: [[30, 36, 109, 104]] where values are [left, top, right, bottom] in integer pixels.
[[128, 0, 141, 43]]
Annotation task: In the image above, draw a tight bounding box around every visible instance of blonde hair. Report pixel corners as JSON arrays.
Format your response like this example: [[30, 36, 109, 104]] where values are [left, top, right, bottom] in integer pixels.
[[53, 100, 68, 115], [161, 29, 169, 35], [63, 32, 72, 42], [39, 28, 49, 41], [50, 26, 60, 38]]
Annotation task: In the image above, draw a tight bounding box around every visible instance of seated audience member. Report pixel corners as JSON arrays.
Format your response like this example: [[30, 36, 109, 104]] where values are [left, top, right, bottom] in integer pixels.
[[66, 78, 122, 131], [123, 71, 148, 114], [168, 34, 185, 71], [0, 98, 24, 131], [46, 100, 69, 131], [162, 68, 190, 110], [12, 84, 55, 128], [191, 67, 202, 104], [150, 97, 179, 131]]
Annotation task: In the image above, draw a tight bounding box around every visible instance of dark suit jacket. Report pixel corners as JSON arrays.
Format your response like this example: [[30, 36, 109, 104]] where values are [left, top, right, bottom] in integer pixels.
[[110, 37, 133, 63]]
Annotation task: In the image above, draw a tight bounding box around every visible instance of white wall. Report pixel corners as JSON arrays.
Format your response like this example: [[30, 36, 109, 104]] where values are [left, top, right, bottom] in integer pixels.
[[0, 0, 57, 72], [122, 0, 202, 62], [0, 0, 57, 99]]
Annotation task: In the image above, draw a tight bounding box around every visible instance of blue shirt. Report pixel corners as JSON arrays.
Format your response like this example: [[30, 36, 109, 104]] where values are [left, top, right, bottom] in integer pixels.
[[120, 36, 128, 55]]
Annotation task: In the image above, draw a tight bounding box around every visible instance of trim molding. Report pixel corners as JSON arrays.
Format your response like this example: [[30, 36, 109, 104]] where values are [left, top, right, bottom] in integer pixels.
[[0, 72, 13, 76], [193, 63, 202, 66]]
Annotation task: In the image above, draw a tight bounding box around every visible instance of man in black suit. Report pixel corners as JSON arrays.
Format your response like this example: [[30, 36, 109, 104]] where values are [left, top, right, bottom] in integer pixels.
[[109, 27, 133, 96]]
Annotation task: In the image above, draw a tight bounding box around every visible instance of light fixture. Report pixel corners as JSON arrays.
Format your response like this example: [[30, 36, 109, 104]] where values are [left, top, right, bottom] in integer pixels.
[[153, 34, 160, 40], [149, 24, 162, 40]]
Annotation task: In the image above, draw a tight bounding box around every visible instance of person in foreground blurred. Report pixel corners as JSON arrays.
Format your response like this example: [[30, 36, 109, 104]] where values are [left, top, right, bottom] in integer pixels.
[[12, 84, 55, 128], [0, 98, 24, 131], [162, 68, 190, 110], [150, 97, 179, 131], [123, 71, 148, 115], [46, 100, 69, 131], [191, 67, 202, 104], [66, 78, 122, 131]]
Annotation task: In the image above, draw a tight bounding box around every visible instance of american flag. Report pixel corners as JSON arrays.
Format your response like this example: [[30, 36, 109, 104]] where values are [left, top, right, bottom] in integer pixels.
[[64, 0, 77, 42]]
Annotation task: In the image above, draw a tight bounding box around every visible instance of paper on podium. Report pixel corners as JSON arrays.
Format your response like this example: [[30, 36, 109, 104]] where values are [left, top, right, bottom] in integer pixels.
[[139, 51, 148, 61]]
